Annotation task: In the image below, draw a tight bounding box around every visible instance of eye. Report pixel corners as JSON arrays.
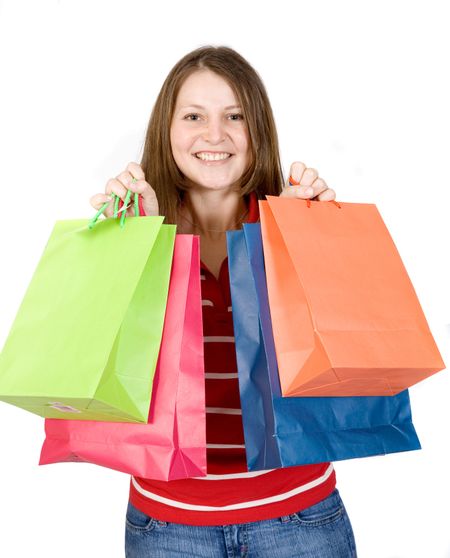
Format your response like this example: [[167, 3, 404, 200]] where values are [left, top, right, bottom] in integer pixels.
[[183, 113, 201, 121], [228, 113, 244, 121]]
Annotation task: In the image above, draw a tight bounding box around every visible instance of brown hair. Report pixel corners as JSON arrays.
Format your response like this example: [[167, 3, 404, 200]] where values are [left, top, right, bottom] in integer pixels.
[[140, 45, 284, 224]]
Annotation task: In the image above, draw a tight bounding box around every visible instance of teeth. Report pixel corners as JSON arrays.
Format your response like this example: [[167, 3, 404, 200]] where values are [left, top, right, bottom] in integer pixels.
[[196, 152, 231, 161]]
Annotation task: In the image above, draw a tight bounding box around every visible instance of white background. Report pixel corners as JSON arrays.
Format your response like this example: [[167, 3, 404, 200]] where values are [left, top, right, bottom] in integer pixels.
[[0, 1, 449, 556]]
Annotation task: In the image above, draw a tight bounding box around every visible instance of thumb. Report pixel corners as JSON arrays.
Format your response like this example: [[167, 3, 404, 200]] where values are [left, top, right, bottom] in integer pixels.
[[136, 180, 159, 216]]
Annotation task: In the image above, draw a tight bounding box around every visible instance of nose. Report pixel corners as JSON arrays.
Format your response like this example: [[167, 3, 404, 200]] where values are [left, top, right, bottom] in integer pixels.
[[203, 116, 226, 144]]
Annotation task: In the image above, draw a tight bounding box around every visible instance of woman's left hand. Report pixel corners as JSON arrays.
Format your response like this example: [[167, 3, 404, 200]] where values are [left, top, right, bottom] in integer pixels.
[[280, 161, 336, 201]]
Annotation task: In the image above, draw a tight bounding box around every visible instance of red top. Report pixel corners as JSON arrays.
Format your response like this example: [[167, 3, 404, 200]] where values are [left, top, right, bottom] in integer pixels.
[[130, 193, 336, 525]]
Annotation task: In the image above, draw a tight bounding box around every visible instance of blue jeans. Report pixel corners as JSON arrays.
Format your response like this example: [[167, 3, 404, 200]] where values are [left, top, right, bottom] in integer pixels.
[[125, 489, 357, 557]]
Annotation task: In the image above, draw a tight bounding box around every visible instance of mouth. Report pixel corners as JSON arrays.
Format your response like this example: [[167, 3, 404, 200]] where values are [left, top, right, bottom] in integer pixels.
[[193, 151, 233, 162]]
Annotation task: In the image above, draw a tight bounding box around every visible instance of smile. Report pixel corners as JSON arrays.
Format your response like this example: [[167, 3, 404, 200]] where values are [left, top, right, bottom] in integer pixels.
[[194, 152, 232, 161]]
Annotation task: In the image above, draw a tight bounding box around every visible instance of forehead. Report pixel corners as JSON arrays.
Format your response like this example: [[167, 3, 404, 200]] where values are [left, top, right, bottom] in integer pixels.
[[175, 70, 239, 108]]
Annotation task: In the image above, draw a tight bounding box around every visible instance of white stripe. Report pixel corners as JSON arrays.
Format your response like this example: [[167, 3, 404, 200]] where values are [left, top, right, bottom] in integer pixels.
[[117, 203, 131, 214], [227, 306, 232, 312], [200, 274, 206, 280], [206, 444, 245, 449], [131, 464, 334, 511], [202, 300, 213, 307], [193, 470, 275, 480], [206, 407, 242, 415], [205, 373, 238, 380], [204, 336, 235, 343]]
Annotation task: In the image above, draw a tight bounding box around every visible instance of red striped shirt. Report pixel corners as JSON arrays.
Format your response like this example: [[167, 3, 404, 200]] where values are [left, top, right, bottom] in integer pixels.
[[130, 193, 336, 525]]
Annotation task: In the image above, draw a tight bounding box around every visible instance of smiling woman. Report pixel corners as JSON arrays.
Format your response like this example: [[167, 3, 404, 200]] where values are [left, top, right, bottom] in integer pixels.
[[170, 70, 254, 269], [170, 70, 251, 192], [132, 46, 287, 226], [89, 45, 350, 558]]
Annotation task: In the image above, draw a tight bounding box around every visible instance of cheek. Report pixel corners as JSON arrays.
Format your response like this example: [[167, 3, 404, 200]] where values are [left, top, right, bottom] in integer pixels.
[[239, 133, 252, 166], [170, 127, 196, 177], [170, 123, 190, 157], [170, 126, 180, 156], [238, 128, 251, 156]]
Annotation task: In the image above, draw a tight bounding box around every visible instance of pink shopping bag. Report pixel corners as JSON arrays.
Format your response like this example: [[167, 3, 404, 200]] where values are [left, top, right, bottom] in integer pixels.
[[39, 235, 206, 481]]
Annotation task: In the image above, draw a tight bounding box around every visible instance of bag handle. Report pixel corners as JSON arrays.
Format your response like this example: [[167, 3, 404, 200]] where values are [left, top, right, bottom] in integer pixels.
[[88, 191, 140, 230], [288, 175, 341, 209]]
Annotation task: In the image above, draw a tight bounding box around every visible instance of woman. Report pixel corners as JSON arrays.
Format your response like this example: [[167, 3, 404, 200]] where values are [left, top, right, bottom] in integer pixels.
[[90, 46, 357, 558]]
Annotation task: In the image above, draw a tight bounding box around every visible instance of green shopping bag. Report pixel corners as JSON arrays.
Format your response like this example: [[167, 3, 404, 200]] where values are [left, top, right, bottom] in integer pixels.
[[0, 213, 175, 423]]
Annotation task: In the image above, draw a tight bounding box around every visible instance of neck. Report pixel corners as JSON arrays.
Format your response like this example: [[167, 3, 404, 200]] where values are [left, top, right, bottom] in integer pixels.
[[177, 188, 247, 240]]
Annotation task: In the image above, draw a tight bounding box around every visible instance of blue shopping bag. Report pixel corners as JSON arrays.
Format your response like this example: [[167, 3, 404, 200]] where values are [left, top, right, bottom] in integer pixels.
[[227, 224, 421, 471]]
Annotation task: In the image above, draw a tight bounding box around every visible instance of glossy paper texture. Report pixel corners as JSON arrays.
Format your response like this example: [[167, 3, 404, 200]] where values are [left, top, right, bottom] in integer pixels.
[[259, 197, 445, 396], [40, 235, 206, 481], [228, 224, 421, 471], [0, 217, 175, 422]]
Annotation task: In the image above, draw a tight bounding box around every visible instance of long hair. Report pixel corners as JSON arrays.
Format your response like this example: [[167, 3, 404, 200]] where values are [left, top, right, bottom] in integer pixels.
[[140, 46, 284, 224]]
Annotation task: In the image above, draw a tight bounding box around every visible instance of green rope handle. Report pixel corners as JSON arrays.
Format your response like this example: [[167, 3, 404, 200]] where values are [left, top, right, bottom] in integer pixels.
[[119, 189, 133, 228], [134, 189, 139, 215], [88, 191, 140, 230]]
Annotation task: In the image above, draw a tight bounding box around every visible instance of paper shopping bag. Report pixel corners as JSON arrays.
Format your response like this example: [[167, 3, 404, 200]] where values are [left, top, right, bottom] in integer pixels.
[[0, 217, 175, 422], [227, 224, 421, 471], [259, 196, 445, 396], [39, 235, 206, 480]]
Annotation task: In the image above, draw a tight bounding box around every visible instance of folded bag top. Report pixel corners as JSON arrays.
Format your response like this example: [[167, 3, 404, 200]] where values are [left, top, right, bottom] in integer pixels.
[[259, 196, 445, 397]]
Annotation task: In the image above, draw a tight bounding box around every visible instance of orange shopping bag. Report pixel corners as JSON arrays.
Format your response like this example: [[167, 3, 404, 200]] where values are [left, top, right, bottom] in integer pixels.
[[259, 196, 445, 397]]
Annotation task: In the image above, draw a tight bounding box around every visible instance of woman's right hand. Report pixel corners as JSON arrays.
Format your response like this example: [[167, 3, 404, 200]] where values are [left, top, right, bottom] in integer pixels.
[[89, 162, 159, 217]]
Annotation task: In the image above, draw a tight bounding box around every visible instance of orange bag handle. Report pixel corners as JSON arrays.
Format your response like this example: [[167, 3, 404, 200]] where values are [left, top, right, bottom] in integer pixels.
[[288, 176, 341, 209]]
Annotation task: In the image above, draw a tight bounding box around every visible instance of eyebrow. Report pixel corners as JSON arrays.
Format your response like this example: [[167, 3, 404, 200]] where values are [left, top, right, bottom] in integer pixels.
[[178, 104, 242, 110]]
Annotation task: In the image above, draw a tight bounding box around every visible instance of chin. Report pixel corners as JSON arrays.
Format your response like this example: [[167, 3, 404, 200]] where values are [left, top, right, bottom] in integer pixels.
[[185, 174, 242, 192]]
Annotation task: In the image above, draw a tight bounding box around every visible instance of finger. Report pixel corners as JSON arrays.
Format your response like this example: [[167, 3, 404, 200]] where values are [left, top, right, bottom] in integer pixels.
[[90, 193, 114, 218], [315, 188, 336, 202], [286, 161, 306, 187], [280, 185, 314, 199], [121, 175, 159, 216], [116, 166, 153, 195], [105, 178, 128, 200], [124, 178, 151, 195], [116, 171, 150, 198], [300, 167, 318, 187], [127, 175, 158, 211], [309, 177, 328, 198], [126, 162, 146, 181], [116, 171, 136, 189]]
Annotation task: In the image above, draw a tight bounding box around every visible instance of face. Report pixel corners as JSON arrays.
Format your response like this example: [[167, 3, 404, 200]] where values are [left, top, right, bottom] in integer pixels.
[[170, 70, 251, 192]]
